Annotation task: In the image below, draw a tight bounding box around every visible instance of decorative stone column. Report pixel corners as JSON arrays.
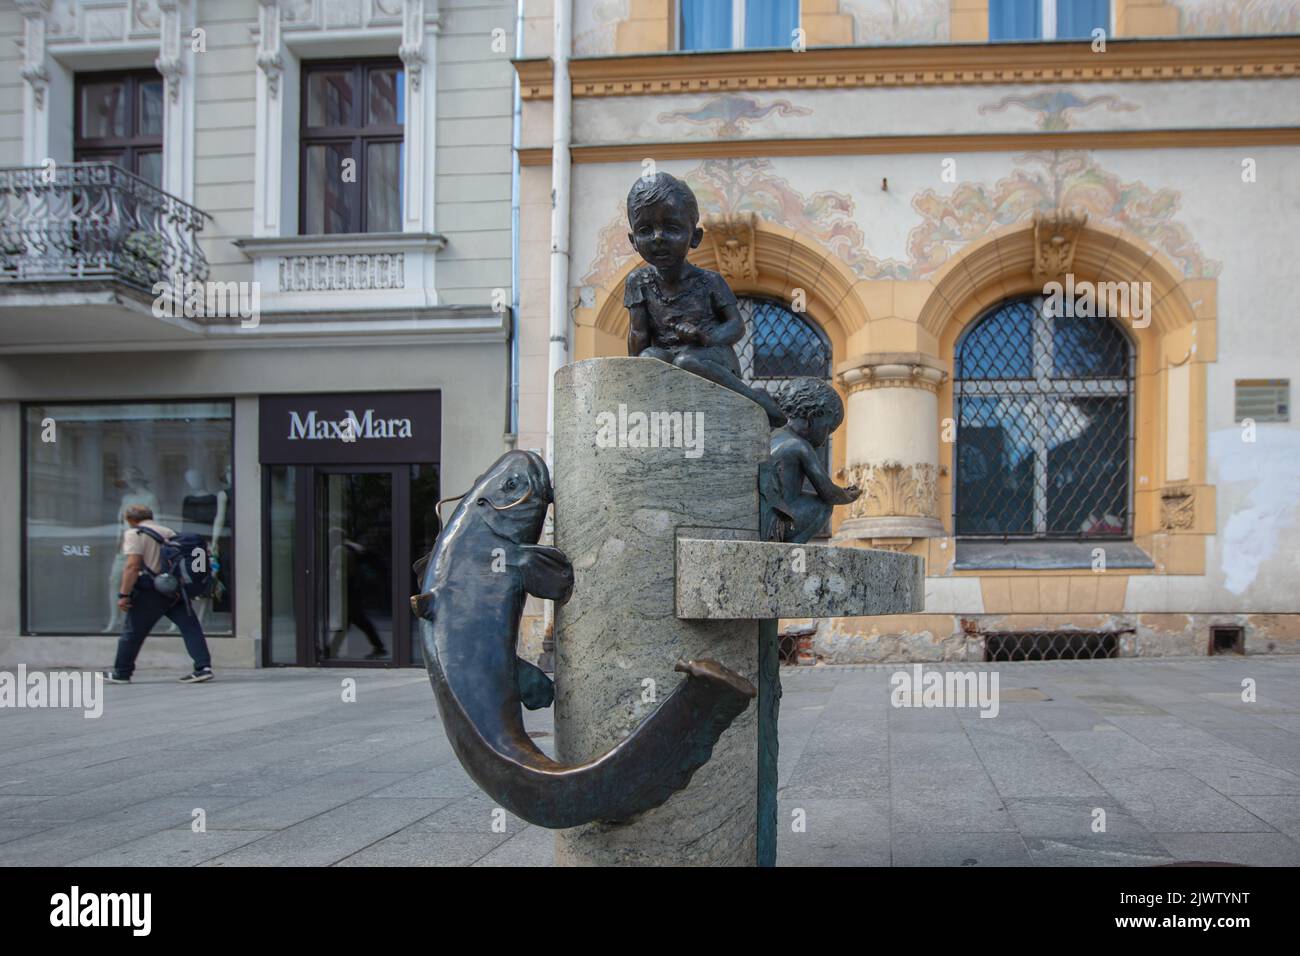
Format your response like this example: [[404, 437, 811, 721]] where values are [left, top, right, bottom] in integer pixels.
[[835, 352, 947, 547]]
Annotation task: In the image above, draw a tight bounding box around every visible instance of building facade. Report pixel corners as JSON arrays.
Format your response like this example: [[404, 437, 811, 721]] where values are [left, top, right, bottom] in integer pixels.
[[0, 0, 520, 668], [515, 0, 1300, 661]]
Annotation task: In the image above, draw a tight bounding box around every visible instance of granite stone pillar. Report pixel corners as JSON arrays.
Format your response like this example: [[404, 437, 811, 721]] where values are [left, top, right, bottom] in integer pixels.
[[552, 357, 767, 866]]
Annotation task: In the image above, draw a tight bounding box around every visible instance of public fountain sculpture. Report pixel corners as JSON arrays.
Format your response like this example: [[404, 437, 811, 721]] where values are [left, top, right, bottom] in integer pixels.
[[411, 173, 924, 865], [409, 449, 756, 830]]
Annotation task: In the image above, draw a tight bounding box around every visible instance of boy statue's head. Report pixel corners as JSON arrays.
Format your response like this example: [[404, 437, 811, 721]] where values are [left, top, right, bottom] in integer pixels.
[[778, 377, 844, 448], [626, 172, 704, 270]]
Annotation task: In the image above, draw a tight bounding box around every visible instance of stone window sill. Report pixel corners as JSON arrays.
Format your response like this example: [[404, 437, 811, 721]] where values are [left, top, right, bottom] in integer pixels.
[[954, 540, 1155, 571]]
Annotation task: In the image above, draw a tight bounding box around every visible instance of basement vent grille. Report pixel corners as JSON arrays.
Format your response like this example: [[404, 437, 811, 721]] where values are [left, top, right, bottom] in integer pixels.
[[984, 631, 1121, 662], [1234, 379, 1289, 423]]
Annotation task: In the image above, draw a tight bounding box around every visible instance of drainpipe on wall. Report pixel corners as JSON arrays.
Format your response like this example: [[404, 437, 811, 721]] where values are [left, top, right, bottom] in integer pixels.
[[545, 0, 572, 469], [508, 0, 524, 441], [541, 0, 572, 668]]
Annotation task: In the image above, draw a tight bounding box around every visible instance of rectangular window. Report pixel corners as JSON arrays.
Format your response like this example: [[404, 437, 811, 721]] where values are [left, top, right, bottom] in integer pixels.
[[989, 0, 1108, 40], [679, 0, 799, 51], [74, 70, 165, 187], [24, 402, 234, 635], [300, 60, 405, 235]]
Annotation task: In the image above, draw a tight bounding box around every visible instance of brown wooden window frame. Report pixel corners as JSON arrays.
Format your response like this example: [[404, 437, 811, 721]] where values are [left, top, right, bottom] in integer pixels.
[[298, 58, 405, 236], [73, 68, 165, 185]]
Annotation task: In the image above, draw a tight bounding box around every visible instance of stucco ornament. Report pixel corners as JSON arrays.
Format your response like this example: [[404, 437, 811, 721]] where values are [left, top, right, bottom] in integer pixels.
[[1032, 209, 1089, 284]]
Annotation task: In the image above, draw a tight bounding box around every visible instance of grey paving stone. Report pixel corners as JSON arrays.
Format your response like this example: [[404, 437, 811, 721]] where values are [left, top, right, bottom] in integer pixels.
[[67, 828, 276, 867], [1024, 834, 1175, 867], [1096, 769, 1277, 832], [892, 831, 1032, 867], [776, 796, 890, 867], [361, 761, 479, 799], [473, 825, 556, 867], [336, 828, 509, 866], [1230, 796, 1300, 840], [788, 747, 891, 798], [1004, 796, 1148, 837], [891, 785, 1016, 833], [202, 798, 435, 866], [416, 792, 529, 834], [968, 734, 1108, 798], [0, 826, 54, 846], [200, 771, 412, 830], [1184, 761, 1300, 796], [1153, 831, 1300, 867], [0, 796, 247, 866]]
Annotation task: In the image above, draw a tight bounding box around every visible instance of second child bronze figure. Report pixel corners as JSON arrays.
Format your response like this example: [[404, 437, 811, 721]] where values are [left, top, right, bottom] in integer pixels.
[[768, 378, 862, 543], [624, 172, 787, 427]]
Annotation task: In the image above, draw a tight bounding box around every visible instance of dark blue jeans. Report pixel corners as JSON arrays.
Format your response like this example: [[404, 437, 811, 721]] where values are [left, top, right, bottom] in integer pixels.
[[113, 588, 211, 678]]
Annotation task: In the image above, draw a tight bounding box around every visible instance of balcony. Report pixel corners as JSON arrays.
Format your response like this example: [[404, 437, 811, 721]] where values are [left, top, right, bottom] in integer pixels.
[[0, 162, 212, 350]]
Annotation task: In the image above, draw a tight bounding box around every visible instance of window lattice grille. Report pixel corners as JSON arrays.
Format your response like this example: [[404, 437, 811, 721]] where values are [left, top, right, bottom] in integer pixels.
[[954, 296, 1134, 539], [736, 297, 832, 397]]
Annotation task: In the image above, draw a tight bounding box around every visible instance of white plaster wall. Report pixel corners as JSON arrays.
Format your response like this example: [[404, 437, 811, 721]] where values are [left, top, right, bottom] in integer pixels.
[[0, 5, 21, 167]]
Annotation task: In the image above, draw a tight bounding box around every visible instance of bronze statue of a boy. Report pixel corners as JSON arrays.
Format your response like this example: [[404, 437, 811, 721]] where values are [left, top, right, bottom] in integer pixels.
[[624, 172, 786, 426], [767, 377, 861, 543]]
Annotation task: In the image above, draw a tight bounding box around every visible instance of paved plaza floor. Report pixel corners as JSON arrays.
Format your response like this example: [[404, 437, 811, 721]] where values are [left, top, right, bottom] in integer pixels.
[[2, 657, 1299, 867]]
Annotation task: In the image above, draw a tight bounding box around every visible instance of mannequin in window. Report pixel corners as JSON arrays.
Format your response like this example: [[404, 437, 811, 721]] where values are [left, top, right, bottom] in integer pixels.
[[213, 465, 233, 616], [103, 467, 159, 633], [181, 468, 228, 627]]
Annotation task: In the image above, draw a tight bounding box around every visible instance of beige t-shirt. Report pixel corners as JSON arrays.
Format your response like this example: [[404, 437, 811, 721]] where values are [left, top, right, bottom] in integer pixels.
[[122, 520, 175, 574]]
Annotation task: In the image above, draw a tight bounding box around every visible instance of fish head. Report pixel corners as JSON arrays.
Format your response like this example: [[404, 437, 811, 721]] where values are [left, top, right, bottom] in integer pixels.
[[472, 449, 553, 543]]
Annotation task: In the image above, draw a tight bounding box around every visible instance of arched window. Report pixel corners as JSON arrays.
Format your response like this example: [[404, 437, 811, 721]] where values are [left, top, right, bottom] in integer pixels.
[[735, 297, 832, 397], [954, 295, 1134, 539]]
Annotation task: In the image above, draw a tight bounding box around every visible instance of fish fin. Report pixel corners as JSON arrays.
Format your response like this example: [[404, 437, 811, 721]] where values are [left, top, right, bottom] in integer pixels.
[[410, 589, 436, 622], [518, 544, 575, 605], [516, 657, 555, 710]]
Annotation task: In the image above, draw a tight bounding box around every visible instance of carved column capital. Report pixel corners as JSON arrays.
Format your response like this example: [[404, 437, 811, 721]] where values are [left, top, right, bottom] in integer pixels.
[[836, 352, 948, 395], [155, 0, 186, 104], [16, 0, 51, 110], [256, 0, 284, 98], [399, 0, 430, 92]]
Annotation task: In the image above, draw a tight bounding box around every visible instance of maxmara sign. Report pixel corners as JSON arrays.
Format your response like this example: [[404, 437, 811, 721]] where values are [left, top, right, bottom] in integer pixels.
[[288, 408, 413, 441], [259, 391, 441, 464]]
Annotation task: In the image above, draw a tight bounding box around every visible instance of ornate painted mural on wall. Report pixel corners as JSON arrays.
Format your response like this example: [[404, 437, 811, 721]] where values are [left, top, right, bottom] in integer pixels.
[[658, 95, 813, 137], [840, 0, 950, 42], [979, 90, 1140, 132], [1172, 0, 1300, 35], [908, 150, 1220, 279], [581, 158, 900, 289]]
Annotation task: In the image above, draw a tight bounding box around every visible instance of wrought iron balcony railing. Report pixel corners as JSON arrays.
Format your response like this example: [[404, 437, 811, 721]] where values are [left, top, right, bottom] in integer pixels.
[[0, 162, 210, 293]]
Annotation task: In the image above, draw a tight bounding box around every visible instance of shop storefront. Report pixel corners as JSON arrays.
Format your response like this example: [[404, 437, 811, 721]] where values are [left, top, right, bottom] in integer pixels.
[[22, 400, 235, 636], [259, 391, 442, 667], [0, 336, 508, 672]]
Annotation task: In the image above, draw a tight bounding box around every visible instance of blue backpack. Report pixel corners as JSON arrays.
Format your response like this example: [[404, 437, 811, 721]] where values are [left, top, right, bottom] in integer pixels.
[[134, 525, 213, 602]]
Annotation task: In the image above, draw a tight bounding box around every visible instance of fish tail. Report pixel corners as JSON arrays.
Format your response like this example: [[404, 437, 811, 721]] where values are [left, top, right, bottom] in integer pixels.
[[432, 657, 755, 830]]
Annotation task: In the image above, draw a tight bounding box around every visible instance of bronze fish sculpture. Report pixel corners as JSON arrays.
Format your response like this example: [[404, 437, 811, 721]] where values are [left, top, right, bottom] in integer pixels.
[[411, 449, 756, 829]]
